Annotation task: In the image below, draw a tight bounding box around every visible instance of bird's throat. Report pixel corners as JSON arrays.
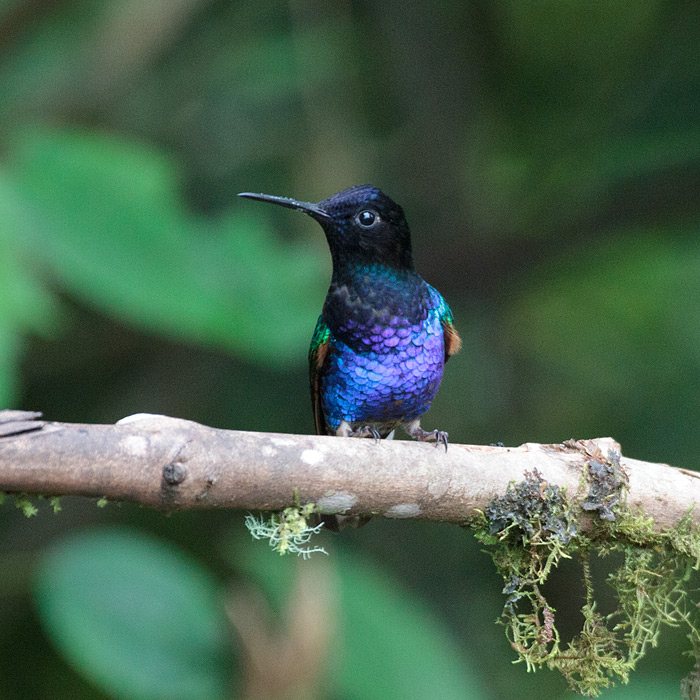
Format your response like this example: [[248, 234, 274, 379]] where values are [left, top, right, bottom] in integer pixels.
[[323, 264, 429, 336]]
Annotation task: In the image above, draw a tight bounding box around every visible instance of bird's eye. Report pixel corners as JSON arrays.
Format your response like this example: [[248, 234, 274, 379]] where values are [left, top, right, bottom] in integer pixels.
[[356, 210, 378, 228]]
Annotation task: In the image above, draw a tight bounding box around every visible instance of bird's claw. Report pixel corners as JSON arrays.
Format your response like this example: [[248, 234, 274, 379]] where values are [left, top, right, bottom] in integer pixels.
[[405, 420, 449, 451], [338, 422, 382, 442], [354, 425, 381, 442], [420, 428, 449, 451], [424, 429, 449, 451]]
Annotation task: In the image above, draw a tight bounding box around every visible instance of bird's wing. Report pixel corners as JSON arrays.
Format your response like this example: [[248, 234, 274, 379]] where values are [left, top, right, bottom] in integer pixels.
[[428, 285, 462, 362], [309, 316, 332, 435], [441, 309, 462, 361]]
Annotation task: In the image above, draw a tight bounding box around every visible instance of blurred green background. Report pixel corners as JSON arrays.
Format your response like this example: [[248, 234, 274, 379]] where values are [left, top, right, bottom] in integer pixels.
[[1, 1, 700, 698]]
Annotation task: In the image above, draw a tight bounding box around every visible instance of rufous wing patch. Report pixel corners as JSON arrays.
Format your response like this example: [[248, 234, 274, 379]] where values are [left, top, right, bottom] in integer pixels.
[[441, 318, 462, 361]]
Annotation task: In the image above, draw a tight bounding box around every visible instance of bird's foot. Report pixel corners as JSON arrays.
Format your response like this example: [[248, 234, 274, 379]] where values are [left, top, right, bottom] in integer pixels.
[[336, 421, 382, 442], [355, 425, 382, 442], [404, 419, 449, 451]]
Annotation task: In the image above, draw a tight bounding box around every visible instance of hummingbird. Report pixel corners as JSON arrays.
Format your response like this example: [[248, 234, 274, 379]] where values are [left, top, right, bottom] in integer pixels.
[[239, 185, 461, 448]]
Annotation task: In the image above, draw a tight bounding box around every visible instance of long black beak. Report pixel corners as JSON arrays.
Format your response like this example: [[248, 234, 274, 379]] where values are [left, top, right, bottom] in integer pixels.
[[238, 192, 331, 221]]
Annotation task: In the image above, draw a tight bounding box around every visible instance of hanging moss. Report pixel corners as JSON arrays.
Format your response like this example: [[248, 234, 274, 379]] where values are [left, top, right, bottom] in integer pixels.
[[474, 464, 700, 697]]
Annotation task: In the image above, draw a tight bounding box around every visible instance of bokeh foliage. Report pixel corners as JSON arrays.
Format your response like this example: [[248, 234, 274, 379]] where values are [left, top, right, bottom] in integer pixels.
[[2, 1, 700, 698]]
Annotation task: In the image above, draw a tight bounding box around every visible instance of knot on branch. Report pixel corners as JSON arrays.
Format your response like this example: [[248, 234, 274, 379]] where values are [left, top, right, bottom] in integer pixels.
[[160, 460, 188, 507], [162, 462, 187, 486]]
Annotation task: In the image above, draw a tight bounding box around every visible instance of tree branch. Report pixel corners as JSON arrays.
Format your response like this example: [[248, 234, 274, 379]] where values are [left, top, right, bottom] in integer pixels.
[[1, 410, 698, 530]]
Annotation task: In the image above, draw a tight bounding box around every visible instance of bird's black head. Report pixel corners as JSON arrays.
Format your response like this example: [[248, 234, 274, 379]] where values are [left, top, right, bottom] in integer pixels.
[[238, 185, 414, 272]]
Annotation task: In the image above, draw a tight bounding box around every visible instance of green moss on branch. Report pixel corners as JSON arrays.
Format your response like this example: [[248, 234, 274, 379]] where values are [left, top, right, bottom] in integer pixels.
[[474, 462, 700, 697]]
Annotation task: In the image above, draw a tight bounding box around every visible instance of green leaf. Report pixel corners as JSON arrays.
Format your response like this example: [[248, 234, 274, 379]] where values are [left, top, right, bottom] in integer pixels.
[[5, 126, 324, 365], [33, 528, 229, 700]]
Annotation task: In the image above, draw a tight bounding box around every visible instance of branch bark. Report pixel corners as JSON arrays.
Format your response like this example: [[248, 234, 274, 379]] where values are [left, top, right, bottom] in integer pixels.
[[1, 410, 698, 530]]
